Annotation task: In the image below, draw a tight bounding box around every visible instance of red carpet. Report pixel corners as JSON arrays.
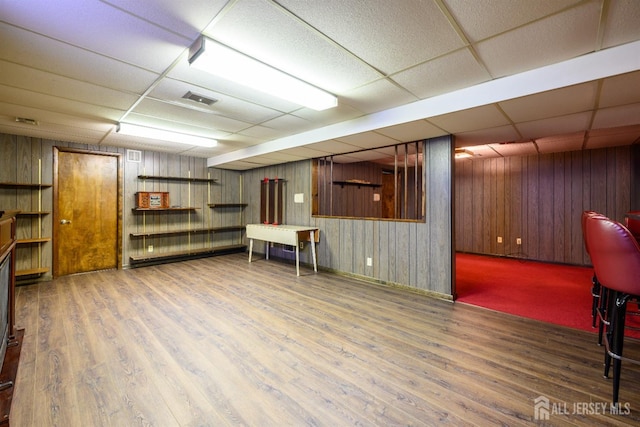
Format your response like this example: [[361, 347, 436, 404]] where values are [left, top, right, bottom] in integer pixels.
[[456, 253, 597, 332]]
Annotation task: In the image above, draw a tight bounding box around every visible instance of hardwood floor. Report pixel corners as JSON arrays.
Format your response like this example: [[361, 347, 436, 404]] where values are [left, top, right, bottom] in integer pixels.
[[10, 253, 640, 426]]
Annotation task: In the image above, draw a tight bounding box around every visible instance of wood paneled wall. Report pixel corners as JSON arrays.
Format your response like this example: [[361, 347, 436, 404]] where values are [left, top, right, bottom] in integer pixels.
[[0, 134, 243, 278], [316, 161, 384, 218], [243, 136, 454, 298], [454, 146, 633, 266], [0, 133, 453, 297]]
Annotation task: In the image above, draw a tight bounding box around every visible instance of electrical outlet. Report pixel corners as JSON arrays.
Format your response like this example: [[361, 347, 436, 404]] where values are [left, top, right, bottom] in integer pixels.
[[516, 238, 522, 245], [148, 245, 154, 252], [497, 236, 503, 243], [366, 257, 372, 267], [299, 241, 304, 250]]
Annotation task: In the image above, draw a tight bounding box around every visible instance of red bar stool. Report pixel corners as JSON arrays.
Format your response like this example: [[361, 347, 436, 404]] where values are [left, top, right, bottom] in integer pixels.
[[625, 211, 640, 242], [585, 216, 640, 403], [581, 211, 607, 331]]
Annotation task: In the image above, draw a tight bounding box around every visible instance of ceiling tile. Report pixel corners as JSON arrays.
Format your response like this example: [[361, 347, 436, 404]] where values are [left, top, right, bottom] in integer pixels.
[[103, 0, 227, 39], [206, 0, 381, 92], [500, 82, 598, 123], [592, 103, 640, 129], [341, 79, 418, 115], [586, 124, 640, 149], [0, 61, 138, 111], [474, 1, 601, 78], [601, 0, 640, 48], [454, 125, 521, 147], [456, 144, 500, 160], [0, 85, 124, 123], [276, 0, 465, 74], [443, 0, 581, 42], [304, 140, 362, 155], [490, 141, 539, 157], [516, 112, 592, 140], [392, 48, 491, 100], [535, 131, 586, 153], [599, 70, 640, 108], [279, 146, 333, 159], [428, 104, 510, 133], [0, 0, 189, 73], [148, 78, 283, 124], [0, 24, 159, 94], [376, 120, 445, 142], [128, 100, 251, 135], [334, 131, 399, 149]]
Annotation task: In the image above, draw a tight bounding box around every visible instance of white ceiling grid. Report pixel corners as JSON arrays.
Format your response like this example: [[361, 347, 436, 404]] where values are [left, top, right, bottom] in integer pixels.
[[0, 0, 638, 169]]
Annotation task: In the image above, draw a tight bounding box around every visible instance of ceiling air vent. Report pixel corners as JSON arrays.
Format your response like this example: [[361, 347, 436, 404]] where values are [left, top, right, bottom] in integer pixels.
[[126, 149, 141, 163], [182, 91, 217, 106]]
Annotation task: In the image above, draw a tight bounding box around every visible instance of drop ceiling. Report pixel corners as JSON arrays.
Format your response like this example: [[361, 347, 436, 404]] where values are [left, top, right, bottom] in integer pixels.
[[0, 0, 639, 170]]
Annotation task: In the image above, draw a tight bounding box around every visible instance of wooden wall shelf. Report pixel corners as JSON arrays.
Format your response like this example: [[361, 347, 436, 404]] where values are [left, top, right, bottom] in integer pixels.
[[16, 238, 51, 244], [130, 226, 244, 238], [208, 203, 248, 208], [0, 182, 52, 188], [15, 267, 49, 277], [137, 175, 218, 183], [129, 244, 246, 266], [16, 211, 50, 216], [132, 207, 199, 212], [333, 180, 381, 189]]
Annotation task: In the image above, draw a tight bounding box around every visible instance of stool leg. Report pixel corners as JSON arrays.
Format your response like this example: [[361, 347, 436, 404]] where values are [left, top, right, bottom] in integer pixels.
[[592, 275, 600, 328], [611, 294, 629, 403], [604, 290, 616, 378], [598, 286, 609, 346]]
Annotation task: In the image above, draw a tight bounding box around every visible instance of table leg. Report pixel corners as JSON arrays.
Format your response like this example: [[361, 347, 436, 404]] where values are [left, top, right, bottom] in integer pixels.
[[295, 241, 300, 276], [266, 242, 270, 260], [310, 230, 317, 272], [249, 238, 253, 263]]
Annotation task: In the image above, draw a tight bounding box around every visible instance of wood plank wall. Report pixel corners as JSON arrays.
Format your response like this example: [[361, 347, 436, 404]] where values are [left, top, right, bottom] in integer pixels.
[[316, 160, 384, 217], [0, 132, 453, 297], [0, 134, 243, 278], [242, 136, 454, 298], [454, 145, 633, 266]]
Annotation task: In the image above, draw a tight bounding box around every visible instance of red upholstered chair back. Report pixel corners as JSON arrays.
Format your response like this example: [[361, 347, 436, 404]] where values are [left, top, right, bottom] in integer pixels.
[[582, 211, 607, 256], [586, 216, 640, 296], [625, 211, 640, 241]]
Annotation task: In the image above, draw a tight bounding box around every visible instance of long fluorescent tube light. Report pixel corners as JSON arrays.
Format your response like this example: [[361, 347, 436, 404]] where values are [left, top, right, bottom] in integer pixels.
[[188, 36, 338, 111], [116, 123, 218, 148]]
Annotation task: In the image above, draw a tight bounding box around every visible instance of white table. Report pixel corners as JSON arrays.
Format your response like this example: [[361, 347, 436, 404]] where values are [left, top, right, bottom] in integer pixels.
[[247, 224, 319, 276]]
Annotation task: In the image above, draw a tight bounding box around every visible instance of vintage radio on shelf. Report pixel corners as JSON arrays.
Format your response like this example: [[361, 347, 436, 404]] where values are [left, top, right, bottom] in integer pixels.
[[135, 192, 170, 209]]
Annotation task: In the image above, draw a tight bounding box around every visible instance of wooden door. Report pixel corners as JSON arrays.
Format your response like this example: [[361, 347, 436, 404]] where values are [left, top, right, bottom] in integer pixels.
[[54, 149, 121, 276]]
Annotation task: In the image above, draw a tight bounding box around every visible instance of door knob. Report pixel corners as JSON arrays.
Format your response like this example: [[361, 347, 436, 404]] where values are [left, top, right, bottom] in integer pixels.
[[60, 219, 72, 224]]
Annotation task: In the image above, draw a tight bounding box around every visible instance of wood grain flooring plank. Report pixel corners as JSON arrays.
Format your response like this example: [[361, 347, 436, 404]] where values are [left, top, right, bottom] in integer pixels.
[[10, 253, 640, 426]]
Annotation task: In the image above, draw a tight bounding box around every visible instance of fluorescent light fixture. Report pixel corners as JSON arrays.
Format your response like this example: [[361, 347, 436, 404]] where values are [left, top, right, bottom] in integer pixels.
[[454, 148, 474, 159], [116, 123, 217, 148], [188, 36, 338, 111]]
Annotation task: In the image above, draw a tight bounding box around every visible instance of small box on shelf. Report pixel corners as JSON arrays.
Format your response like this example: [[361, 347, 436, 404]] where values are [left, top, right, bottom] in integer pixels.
[[135, 192, 170, 209]]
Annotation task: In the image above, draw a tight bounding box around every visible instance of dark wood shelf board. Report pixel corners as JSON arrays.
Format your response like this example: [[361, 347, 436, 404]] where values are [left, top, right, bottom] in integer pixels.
[[16, 238, 51, 244], [208, 203, 248, 208], [0, 182, 52, 188], [130, 226, 244, 238], [16, 211, 50, 216], [130, 244, 246, 266], [333, 180, 381, 189], [15, 267, 49, 277], [132, 207, 199, 212], [137, 175, 218, 183]]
